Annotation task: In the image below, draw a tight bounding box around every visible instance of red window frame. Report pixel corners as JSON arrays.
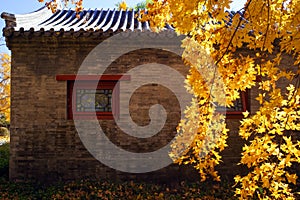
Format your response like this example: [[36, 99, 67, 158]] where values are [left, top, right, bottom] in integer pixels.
[[56, 75, 130, 120], [67, 80, 119, 120], [225, 91, 249, 119], [57, 75, 248, 120]]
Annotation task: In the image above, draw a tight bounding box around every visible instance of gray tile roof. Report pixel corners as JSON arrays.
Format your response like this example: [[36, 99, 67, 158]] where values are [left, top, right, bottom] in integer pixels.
[[1, 6, 173, 37], [1, 4, 246, 38]]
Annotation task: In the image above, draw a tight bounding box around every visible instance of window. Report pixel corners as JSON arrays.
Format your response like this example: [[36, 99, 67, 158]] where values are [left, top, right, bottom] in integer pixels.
[[57, 75, 247, 119], [56, 75, 130, 120], [216, 91, 249, 118], [67, 80, 119, 119]]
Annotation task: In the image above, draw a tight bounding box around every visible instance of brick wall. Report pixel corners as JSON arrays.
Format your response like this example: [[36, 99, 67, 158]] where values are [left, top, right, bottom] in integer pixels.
[[7, 32, 297, 183]]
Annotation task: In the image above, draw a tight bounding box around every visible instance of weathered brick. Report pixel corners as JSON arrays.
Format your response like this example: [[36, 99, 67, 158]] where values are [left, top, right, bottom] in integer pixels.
[[6, 33, 298, 184]]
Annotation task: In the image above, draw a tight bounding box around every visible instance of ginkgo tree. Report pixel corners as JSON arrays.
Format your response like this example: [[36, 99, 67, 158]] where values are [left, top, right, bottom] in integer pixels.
[[144, 0, 300, 199], [142, 1, 300, 199], [0, 53, 10, 122], [38, 0, 300, 199]]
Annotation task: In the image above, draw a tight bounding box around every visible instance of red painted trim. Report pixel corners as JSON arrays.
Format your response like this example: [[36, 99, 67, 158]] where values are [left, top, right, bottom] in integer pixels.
[[255, 75, 262, 82], [241, 91, 248, 112], [112, 82, 120, 119], [224, 90, 249, 118], [226, 111, 244, 115], [67, 81, 74, 120], [226, 114, 245, 119], [56, 74, 131, 81], [72, 115, 115, 120], [67, 80, 119, 120], [64, 76, 249, 120]]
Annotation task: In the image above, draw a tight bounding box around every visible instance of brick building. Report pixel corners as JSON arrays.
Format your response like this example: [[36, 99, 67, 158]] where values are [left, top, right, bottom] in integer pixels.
[[1, 5, 295, 183]]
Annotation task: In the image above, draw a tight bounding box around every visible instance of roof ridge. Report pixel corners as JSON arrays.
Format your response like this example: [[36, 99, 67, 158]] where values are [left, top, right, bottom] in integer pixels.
[[1, 6, 170, 37], [1, 6, 245, 38]]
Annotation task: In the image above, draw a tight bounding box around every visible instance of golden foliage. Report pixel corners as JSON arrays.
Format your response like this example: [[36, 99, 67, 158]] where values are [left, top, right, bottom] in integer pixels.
[[236, 84, 300, 199], [35, 0, 300, 198], [143, 0, 300, 199], [118, 1, 128, 10], [0, 54, 10, 122], [39, 0, 84, 14]]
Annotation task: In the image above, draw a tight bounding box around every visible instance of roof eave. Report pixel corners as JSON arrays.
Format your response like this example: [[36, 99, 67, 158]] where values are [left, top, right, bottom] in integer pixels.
[[1, 12, 16, 28]]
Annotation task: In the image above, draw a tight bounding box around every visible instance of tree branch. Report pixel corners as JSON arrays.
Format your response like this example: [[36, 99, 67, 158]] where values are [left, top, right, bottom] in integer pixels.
[[215, 0, 253, 66]]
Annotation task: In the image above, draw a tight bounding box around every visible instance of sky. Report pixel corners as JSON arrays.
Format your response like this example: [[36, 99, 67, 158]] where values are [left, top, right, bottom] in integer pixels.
[[0, 0, 246, 53]]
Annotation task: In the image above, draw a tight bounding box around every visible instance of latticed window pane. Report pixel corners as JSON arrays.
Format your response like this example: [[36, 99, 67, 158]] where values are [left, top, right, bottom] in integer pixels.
[[226, 97, 243, 111], [76, 89, 112, 112], [215, 91, 248, 116]]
